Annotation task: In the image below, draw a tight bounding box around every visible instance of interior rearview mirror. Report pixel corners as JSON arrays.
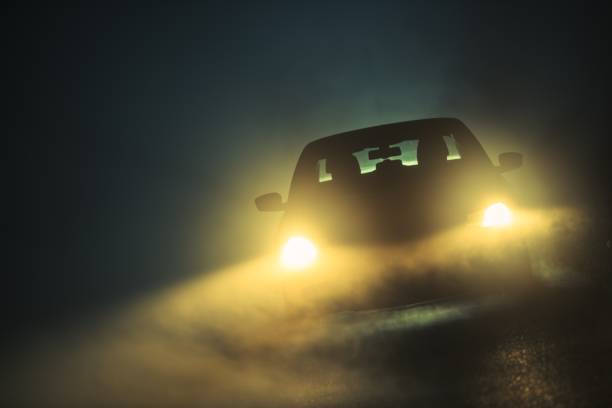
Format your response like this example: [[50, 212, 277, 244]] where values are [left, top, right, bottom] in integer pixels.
[[369, 146, 402, 160], [498, 152, 523, 173], [255, 192, 285, 212]]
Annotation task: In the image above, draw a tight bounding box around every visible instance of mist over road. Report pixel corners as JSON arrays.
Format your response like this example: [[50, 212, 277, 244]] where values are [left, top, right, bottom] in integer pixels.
[[4, 215, 611, 407]]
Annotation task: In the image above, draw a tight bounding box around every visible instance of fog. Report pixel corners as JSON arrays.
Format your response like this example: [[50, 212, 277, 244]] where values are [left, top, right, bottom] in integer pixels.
[[5, 206, 601, 407], [10, 2, 612, 406]]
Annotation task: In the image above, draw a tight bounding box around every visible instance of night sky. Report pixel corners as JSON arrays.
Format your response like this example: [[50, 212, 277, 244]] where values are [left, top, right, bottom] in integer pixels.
[[11, 2, 612, 338]]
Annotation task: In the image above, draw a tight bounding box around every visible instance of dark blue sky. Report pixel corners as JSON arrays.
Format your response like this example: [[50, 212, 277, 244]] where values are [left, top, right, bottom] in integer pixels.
[[11, 2, 612, 332]]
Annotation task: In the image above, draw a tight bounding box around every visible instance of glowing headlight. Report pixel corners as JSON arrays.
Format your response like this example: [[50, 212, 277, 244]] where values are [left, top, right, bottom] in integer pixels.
[[482, 202, 512, 228], [280, 236, 318, 269]]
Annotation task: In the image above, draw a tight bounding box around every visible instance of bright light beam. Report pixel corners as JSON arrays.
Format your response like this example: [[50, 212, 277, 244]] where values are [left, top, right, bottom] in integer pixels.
[[482, 202, 512, 228], [280, 236, 318, 269]]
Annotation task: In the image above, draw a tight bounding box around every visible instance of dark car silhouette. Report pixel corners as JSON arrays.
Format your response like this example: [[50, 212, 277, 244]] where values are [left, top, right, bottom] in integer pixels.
[[255, 118, 533, 312]]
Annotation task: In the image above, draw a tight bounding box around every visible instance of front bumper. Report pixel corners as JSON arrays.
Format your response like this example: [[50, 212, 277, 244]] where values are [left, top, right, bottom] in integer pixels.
[[278, 225, 534, 315]]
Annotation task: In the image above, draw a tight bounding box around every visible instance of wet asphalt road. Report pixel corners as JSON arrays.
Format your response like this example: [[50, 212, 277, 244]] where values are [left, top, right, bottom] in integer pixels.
[[3, 277, 611, 407], [290, 286, 612, 407]]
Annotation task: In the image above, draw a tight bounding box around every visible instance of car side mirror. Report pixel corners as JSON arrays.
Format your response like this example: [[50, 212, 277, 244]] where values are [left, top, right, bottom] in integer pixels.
[[255, 192, 286, 212], [498, 152, 523, 173]]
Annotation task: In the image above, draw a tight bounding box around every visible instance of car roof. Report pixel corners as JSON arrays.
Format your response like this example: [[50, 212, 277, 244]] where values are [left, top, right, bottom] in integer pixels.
[[302, 117, 472, 156]]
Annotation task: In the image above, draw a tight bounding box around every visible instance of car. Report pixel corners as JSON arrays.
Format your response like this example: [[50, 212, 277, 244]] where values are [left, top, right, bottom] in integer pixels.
[[255, 118, 535, 313]]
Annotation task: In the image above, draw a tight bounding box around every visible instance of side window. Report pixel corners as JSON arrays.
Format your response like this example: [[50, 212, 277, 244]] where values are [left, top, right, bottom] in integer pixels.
[[317, 158, 333, 183], [443, 134, 461, 160]]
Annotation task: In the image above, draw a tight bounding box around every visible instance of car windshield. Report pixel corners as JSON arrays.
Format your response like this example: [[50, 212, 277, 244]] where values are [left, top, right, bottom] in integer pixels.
[[317, 134, 463, 183]]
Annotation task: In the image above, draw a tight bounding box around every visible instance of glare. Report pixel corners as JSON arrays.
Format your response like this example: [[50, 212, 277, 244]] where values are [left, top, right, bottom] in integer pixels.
[[482, 202, 512, 228], [280, 236, 318, 269]]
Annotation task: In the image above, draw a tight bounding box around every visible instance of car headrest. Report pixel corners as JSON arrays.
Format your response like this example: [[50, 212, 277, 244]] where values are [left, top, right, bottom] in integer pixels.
[[417, 137, 448, 166], [375, 158, 404, 173], [327, 154, 362, 181]]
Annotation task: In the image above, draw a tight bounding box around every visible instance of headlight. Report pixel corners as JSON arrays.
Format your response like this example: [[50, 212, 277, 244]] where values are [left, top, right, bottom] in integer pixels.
[[280, 236, 318, 269], [482, 202, 512, 228]]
